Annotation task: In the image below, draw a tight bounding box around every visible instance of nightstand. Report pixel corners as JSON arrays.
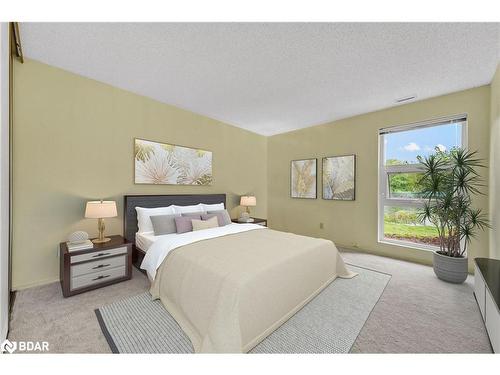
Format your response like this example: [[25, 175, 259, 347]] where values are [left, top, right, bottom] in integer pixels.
[[59, 235, 132, 297], [231, 217, 267, 227]]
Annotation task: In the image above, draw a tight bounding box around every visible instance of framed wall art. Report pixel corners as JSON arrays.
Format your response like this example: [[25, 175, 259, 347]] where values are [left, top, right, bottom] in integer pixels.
[[322, 154, 356, 200], [290, 158, 317, 199], [134, 138, 213, 185]]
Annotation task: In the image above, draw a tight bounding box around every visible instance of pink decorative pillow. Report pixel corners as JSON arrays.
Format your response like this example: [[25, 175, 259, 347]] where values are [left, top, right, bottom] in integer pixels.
[[174, 216, 195, 233]]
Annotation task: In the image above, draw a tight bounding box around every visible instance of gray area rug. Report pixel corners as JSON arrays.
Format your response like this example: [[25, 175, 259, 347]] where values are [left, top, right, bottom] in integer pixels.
[[95, 265, 390, 353]]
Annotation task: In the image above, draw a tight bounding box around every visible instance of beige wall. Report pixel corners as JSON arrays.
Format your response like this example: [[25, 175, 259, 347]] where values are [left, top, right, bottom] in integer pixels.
[[12, 59, 268, 289], [268, 86, 491, 270], [12, 58, 495, 289], [490, 63, 500, 260]]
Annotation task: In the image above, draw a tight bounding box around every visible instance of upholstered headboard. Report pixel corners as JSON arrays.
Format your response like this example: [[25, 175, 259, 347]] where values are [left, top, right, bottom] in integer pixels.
[[123, 194, 226, 243]]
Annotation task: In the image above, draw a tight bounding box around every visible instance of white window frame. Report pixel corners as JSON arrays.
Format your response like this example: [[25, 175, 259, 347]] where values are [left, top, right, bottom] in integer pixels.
[[378, 114, 468, 251]]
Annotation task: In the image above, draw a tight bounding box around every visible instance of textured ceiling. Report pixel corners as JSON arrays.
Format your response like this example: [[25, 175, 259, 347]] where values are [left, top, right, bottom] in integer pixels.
[[20, 23, 500, 135]]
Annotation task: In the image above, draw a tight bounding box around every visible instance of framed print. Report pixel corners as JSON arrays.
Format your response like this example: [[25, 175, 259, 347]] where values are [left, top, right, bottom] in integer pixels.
[[322, 155, 356, 200], [134, 138, 213, 185], [290, 158, 317, 199]]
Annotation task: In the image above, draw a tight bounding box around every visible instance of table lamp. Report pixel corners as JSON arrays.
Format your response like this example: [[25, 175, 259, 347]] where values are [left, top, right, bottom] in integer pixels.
[[239, 196, 256, 223], [85, 200, 117, 243]]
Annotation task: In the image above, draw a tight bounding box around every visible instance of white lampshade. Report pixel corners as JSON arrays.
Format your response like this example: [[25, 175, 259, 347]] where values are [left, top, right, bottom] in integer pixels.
[[85, 200, 117, 219], [240, 196, 256, 207]]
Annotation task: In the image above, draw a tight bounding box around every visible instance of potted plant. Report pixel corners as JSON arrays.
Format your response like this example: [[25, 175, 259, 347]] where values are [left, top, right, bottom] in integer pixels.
[[417, 148, 489, 284]]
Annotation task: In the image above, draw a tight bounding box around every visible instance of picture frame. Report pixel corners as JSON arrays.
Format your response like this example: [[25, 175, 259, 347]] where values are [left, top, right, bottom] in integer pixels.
[[134, 138, 213, 185], [290, 158, 317, 199], [322, 154, 356, 201]]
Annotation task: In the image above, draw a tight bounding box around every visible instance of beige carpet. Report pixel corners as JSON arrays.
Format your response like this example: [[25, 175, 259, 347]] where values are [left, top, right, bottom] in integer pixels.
[[8, 250, 492, 353], [8, 268, 150, 353], [341, 251, 491, 353]]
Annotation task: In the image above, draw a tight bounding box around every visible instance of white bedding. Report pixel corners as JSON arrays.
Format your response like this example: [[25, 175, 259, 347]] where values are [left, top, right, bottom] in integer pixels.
[[140, 223, 266, 280], [135, 231, 157, 252]]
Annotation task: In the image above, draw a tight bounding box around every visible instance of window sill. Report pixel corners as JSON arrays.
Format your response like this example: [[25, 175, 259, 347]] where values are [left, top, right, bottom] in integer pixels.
[[378, 238, 438, 252]]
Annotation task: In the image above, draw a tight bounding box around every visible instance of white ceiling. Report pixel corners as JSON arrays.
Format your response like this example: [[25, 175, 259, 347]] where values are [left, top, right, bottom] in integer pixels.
[[21, 23, 500, 136]]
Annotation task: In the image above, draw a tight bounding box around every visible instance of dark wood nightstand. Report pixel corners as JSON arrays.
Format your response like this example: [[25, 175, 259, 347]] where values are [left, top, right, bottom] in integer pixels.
[[59, 235, 132, 297], [231, 218, 267, 227]]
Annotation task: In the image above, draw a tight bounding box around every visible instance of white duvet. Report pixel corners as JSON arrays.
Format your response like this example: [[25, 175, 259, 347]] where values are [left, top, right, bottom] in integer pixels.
[[140, 223, 266, 280]]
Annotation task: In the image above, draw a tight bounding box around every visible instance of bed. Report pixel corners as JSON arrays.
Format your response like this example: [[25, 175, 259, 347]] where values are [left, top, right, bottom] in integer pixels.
[[124, 194, 227, 266], [123, 194, 356, 353]]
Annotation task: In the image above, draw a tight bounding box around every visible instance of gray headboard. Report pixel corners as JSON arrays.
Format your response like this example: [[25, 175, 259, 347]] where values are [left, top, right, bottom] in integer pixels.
[[123, 194, 226, 243]]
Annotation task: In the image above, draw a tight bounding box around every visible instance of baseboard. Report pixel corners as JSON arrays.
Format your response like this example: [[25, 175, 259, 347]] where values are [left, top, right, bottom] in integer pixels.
[[337, 243, 433, 267], [11, 277, 60, 291], [338, 244, 475, 275]]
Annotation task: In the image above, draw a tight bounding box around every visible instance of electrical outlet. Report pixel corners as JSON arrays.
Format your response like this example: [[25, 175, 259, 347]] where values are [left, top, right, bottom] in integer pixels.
[[319, 222, 324, 229]]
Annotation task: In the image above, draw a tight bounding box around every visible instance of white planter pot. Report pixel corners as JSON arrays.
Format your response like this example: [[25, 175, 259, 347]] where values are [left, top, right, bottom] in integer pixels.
[[433, 251, 468, 284]]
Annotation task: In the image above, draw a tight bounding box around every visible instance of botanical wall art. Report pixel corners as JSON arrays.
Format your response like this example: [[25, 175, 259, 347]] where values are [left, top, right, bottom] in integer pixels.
[[322, 155, 356, 200], [290, 158, 317, 199], [134, 138, 213, 185]]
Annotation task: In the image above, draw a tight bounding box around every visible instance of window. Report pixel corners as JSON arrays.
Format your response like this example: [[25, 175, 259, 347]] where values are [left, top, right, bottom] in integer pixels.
[[378, 115, 467, 249]]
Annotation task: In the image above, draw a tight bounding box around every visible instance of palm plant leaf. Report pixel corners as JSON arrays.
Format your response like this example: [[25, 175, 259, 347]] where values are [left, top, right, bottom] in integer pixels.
[[417, 148, 488, 257]]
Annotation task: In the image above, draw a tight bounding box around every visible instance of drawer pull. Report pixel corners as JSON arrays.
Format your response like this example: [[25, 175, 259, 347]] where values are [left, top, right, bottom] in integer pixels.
[[92, 275, 110, 281], [92, 263, 110, 270], [92, 252, 111, 258]]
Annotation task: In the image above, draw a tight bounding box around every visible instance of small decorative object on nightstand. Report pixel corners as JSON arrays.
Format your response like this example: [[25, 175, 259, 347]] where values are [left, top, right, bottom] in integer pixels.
[[232, 217, 267, 227], [239, 196, 257, 222], [66, 231, 93, 252], [59, 235, 132, 297]]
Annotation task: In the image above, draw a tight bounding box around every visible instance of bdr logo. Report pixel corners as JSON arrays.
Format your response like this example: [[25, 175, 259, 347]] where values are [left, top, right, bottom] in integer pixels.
[[1, 339, 16, 353], [1, 339, 49, 353]]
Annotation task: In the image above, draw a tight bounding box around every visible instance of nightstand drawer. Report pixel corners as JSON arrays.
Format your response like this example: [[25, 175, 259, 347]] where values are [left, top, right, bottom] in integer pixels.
[[71, 255, 127, 277], [70, 265, 126, 290], [70, 246, 128, 264]]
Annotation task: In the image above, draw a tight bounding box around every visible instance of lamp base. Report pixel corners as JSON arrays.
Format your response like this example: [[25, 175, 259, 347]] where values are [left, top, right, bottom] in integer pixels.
[[93, 218, 110, 244], [238, 218, 255, 223], [238, 211, 254, 223], [92, 237, 111, 244]]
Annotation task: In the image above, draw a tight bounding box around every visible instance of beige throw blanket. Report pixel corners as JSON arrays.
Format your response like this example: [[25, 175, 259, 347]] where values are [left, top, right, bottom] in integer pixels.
[[151, 228, 356, 353]]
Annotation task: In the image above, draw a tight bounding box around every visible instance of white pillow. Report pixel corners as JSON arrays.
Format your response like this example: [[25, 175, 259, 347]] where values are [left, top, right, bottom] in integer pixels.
[[136, 206, 175, 233], [172, 204, 205, 214], [202, 203, 225, 212]]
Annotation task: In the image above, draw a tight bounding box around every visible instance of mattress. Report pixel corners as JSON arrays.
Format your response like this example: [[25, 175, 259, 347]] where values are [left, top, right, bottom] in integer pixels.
[[135, 232, 157, 252]]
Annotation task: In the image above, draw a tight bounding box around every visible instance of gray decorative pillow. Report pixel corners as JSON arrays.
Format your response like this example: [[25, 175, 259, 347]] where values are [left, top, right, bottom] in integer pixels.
[[175, 216, 196, 234], [201, 213, 221, 227], [150, 213, 181, 236], [207, 209, 231, 226]]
